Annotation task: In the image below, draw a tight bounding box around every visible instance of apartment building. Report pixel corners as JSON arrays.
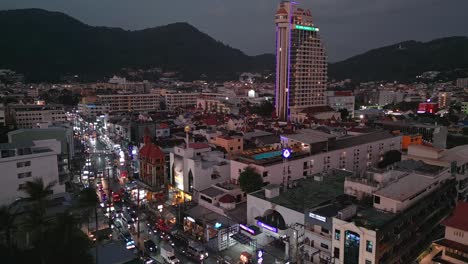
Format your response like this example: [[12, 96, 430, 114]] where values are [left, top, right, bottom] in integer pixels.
[[97, 94, 161, 112], [231, 130, 402, 185], [8, 126, 75, 184], [326, 91, 355, 118], [164, 92, 199, 111], [8, 104, 66, 128], [333, 160, 457, 264], [438, 92, 452, 109], [196, 98, 232, 114], [375, 120, 447, 149], [0, 140, 65, 205], [404, 144, 468, 201], [210, 135, 244, 156]]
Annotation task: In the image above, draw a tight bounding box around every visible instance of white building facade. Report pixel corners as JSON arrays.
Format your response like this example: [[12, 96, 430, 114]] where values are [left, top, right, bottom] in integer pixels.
[[9, 105, 66, 129], [0, 140, 65, 205], [170, 143, 231, 196], [231, 132, 402, 185]]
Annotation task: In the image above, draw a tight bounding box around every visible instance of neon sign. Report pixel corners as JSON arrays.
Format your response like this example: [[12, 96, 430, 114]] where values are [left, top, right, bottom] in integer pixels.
[[257, 220, 278, 233], [257, 249, 264, 264], [309, 212, 326, 222], [295, 25, 319, 32], [240, 224, 256, 235], [282, 148, 291, 159]]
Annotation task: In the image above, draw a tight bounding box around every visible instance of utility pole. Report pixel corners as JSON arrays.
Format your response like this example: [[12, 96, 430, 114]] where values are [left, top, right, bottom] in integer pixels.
[[107, 166, 112, 231], [136, 184, 141, 249]]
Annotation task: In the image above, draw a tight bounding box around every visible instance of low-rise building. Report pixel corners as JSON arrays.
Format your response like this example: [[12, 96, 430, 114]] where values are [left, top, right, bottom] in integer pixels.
[[333, 160, 457, 264], [404, 144, 468, 201], [155, 123, 170, 138], [210, 135, 243, 156], [327, 91, 355, 117], [97, 94, 161, 112], [375, 120, 447, 149], [246, 170, 353, 262], [77, 103, 109, 119], [196, 97, 232, 114], [231, 130, 402, 185], [8, 104, 66, 128], [0, 140, 65, 205], [433, 202, 468, 264], [170, 143, 230, 198]]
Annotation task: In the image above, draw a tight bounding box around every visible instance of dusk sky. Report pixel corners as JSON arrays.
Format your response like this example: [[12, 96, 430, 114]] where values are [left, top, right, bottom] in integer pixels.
[[1, 0, 468, 61]]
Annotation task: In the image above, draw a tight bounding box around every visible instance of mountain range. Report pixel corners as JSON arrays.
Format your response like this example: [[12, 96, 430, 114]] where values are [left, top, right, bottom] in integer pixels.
[[0, 8, 274, 82], [328, 36, 468, 82], [0, 8, 467, 83]]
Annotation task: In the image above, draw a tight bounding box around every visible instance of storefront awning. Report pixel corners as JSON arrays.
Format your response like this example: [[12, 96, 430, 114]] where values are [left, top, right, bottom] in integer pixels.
[[231, 233, 253, 245]]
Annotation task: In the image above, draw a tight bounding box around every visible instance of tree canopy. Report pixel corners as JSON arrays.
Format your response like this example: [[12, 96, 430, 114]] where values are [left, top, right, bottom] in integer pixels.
[[239, 167, 263, 193], [378, 150, 402, 168]]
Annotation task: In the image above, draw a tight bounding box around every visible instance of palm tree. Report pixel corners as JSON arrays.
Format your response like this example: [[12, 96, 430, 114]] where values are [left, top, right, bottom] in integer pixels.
[[41, 211, 94, 264], [21, 178, 56, 215], [0, 205, 19, 256], [20, 177, 56, 264], [77, 187, 99, 264], [78, 187, 99, 233]]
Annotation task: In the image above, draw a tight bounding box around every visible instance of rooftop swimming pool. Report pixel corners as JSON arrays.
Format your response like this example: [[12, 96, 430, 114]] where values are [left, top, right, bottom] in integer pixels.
[[252, 150, 282, 160]]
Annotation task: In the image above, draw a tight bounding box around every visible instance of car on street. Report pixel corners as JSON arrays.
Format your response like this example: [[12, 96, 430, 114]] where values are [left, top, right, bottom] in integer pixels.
[[144, 239, 157, 253], [120, 231, 135, 250]]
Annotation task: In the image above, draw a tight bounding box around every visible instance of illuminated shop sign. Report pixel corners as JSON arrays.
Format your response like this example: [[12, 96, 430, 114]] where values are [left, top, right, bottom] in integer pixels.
[[282, 148, 291, 159], [309, 212, 326, 222], [240, 224, 256, 235], [257, 220, 278, 233]]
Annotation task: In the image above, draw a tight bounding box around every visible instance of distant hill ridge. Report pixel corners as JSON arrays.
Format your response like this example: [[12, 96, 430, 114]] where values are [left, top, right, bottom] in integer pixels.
[[0, 8, 274, 82], [0, 8, 467, 82], [328, 36, 468, 82]]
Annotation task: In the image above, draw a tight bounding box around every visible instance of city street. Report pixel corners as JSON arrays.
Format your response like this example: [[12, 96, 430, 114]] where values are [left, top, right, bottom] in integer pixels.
[[79, 126, 219, 264]]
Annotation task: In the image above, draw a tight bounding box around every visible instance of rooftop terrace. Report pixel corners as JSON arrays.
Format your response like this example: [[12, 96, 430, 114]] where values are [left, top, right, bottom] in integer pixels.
[[251, 169, 352, 213], [352, 206, 396, 230]]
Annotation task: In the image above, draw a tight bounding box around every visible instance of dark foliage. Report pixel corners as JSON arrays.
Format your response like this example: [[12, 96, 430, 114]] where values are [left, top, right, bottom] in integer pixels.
[[239, 167, 263, 193], [329, 37, 468, 82], [378, 150, 402, 168], [0, 8, 274, 82]]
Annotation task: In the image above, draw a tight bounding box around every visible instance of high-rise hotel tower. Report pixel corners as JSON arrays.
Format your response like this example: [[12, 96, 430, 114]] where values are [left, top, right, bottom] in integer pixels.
[[275, 1, 327, 121]]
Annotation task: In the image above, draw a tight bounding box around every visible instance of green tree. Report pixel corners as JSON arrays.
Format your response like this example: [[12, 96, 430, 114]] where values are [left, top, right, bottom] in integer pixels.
[[41, 211, 94, 264], [0, 204, 19, 257], [77, 187, 99, 234], [378, 150, 402, 168], [20, 178, 56, 264], [21, 178, 56, 215], [339, 108, 349, 120], [462, 127, 468, 136], [251, 100, 274, 117], [239, 167, 263, 193]]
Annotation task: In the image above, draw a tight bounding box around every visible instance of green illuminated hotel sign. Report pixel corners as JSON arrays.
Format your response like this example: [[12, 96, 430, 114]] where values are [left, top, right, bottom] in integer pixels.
[[294, 25, 319, 32]]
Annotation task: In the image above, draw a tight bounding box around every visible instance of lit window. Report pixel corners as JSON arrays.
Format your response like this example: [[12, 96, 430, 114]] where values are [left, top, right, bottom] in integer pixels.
[[366, 240, 373, 253], [335, 230, 341, 240]]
